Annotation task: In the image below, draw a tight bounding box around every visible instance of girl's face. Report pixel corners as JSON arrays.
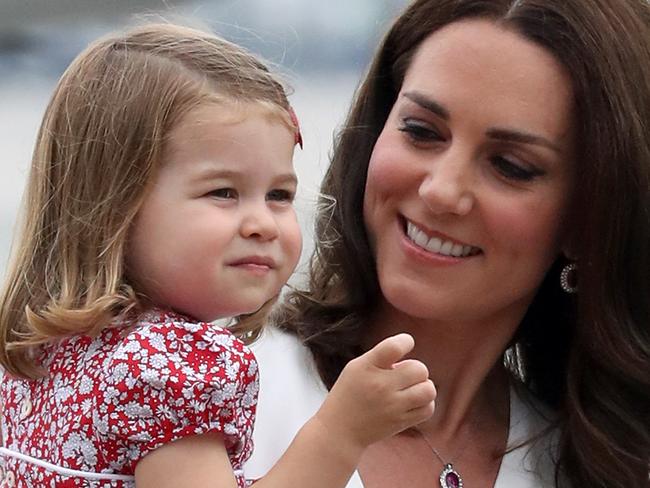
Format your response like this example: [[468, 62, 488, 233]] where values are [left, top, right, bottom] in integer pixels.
[[363, 19, 575, 325], [127, 103, 302, 322]]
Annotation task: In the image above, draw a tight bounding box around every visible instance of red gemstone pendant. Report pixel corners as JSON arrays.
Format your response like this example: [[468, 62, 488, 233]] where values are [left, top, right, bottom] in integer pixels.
[[439, 463, 463, 488]]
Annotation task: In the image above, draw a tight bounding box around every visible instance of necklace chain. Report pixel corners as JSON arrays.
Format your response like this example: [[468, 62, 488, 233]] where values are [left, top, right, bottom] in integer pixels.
[[413, 427, 471, 488], [414, 426, 472, 467], [414, 428, 469, 488], [416, 428, 450, 466]]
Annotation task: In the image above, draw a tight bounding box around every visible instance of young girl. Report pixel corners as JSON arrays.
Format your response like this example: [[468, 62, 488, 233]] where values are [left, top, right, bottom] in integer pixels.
[[0, 24, 435, 488]]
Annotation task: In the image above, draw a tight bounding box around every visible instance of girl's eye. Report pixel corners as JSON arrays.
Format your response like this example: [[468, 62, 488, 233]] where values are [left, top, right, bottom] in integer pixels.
[[398, 118, 444, 143], [267, 189, 295, 203], [492, 156, 544, 182], [210, 188, 237, 199]]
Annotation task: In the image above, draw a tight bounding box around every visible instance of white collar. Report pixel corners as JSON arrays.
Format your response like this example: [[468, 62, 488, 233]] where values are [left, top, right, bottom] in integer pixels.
[[494, 384, 559, 487]]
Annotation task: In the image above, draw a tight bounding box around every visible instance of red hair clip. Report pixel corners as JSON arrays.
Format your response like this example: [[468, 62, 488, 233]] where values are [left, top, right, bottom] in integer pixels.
[[288, 106, 303, 149]]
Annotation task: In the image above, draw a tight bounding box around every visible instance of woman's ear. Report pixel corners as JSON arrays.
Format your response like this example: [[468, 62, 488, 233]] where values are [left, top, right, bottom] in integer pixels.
[[561, 248, 576, 261], [560, 232, 578, 261]]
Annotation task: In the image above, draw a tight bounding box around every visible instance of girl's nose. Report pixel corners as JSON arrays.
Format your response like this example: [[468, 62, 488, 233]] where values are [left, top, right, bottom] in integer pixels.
[[418, 152, 474, 216], [240, 204, 279, 241]]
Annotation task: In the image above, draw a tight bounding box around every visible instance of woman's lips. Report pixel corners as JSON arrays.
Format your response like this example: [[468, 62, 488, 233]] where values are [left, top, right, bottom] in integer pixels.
[[401, 216, 482, 258]]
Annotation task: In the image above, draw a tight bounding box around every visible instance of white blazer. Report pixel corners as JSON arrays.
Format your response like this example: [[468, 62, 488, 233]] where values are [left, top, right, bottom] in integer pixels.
[[245, 327, 559, 487]]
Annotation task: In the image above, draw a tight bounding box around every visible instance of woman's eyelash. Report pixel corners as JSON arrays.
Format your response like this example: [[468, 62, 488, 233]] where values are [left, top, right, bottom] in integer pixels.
[[492, 156, 544, 182], [398, 118, 545, 183], [398, 118, 443, 142], [398, 118, 546, 182]]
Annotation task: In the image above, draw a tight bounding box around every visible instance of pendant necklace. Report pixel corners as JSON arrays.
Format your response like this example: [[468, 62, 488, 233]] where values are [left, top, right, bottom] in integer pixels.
[[414, 428, 468, 488]]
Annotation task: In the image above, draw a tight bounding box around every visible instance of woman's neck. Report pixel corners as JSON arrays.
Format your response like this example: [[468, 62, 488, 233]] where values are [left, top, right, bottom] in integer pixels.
[[363, 301, 518, 441]]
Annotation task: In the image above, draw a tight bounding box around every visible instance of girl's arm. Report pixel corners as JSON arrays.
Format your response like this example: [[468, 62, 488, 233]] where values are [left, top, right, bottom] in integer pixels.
[[135, 334, 434, 488], [253, 333, 436, 488], [135, 432, 238, 488], [103, 316, 257, 488]]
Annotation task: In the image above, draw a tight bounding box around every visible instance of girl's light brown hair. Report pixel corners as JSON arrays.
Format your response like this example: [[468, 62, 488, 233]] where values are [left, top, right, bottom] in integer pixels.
[[0, 23, 296, 379]]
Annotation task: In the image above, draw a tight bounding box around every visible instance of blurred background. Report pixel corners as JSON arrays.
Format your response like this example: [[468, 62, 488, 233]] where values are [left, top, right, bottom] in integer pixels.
[[0, 0, 409, 280]]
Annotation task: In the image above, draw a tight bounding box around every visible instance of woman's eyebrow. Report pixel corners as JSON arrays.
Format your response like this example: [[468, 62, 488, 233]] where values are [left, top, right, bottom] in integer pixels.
[[402, 91, 562, 154], [402, 91, 450, 120], [486, 128, 562, 153]]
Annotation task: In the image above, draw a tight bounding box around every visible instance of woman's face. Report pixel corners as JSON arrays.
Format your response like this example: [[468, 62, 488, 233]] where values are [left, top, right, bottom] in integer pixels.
[[363, 19, 575, 325]]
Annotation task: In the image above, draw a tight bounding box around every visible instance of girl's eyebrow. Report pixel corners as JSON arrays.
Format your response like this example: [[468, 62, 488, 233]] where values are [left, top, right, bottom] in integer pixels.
[[402, 90, 561, 153], [275, 173, 299, 186], [192, 167, 298, 186], [191, 167, 238, 182]]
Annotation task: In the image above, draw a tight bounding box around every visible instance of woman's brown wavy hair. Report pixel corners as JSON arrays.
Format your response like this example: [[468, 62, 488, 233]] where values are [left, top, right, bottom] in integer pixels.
[[278, 0, 650, 486], [0, 23, 296, 379]]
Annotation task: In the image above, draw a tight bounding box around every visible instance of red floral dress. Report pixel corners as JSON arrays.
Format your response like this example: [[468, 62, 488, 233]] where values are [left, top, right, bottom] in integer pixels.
[[0, 309, 258, 487]]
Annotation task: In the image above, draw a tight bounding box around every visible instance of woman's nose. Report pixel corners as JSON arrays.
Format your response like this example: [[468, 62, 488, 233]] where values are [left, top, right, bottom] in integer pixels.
[[240, 203, 280, 241], [418, 152, 474, 216]]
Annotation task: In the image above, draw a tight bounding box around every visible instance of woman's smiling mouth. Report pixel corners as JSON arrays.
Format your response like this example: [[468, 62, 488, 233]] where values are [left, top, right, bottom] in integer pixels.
[[403, 218, 482, 257]]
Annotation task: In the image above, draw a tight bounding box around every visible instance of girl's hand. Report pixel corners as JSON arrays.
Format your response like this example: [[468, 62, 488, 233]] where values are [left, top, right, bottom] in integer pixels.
[[250, 334, 434, 488], [314, 333, 436, 459]]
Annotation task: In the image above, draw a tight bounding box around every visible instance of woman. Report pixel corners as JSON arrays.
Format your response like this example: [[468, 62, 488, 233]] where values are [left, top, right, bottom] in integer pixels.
[[245, 0, 650, 486]]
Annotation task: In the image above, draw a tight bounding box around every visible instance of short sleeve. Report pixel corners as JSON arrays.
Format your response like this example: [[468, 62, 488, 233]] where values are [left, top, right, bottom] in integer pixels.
[[94, 312, 259, 473]]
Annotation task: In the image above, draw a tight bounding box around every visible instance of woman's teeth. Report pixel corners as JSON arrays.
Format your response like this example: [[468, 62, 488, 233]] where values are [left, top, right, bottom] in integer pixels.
[[406, 221, 479, 257]]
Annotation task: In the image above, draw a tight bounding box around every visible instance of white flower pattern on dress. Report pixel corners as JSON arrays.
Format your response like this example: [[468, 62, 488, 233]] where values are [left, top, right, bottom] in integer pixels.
[[0, 308, 258, 487]]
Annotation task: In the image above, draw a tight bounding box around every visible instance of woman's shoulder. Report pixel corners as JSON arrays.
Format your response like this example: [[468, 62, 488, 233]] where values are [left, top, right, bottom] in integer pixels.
[[495, 383, 562, 488], [247, 326, 327, 443], [250, 326, 323, 387], [245, 326, 325, 477], [244, 327, 365, 487], [509, 381, 557, 440]]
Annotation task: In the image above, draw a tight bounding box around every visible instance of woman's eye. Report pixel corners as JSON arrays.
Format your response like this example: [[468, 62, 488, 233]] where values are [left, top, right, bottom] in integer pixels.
[[398, 118, 443, 142], [492, 156, 544, 182], [267, 189, 294, 202], [210, 188, 237, 199]]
